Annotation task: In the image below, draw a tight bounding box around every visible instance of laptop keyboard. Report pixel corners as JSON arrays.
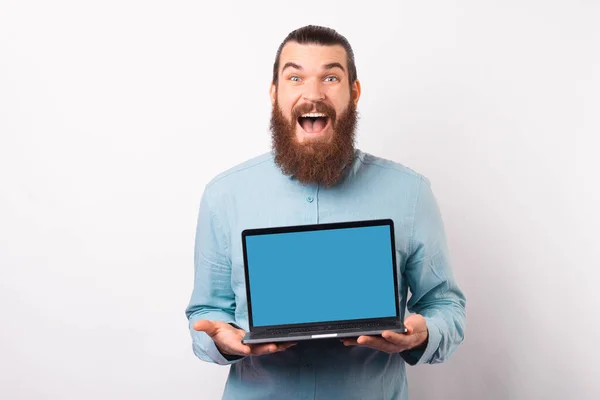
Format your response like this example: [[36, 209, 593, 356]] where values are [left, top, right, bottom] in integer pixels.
[[265, 322, 392, 336]]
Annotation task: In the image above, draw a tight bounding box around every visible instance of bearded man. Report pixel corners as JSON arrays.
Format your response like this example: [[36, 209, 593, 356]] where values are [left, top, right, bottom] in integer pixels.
[[186, 25, 466, 400]]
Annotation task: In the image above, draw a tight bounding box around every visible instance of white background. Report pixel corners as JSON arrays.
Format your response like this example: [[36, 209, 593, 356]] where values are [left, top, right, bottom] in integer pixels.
[[1, 1, 599, 399]]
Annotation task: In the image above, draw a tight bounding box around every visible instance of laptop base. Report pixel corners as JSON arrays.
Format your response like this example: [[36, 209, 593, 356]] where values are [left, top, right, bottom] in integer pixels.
[[242, 324, 407, 344]]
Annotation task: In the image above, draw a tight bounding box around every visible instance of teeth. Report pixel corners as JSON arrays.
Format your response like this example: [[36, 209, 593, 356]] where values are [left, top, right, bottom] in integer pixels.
[[301, 113, 327, 118]]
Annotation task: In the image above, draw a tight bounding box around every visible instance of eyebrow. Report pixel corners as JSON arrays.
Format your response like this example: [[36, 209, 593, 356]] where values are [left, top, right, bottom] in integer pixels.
[[323, 62, 345, 73], [281, 62, 346, 74]]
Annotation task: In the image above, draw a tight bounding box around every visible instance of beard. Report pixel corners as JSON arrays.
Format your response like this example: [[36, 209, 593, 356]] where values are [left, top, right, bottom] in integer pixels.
[[270, 97, 358, 187]]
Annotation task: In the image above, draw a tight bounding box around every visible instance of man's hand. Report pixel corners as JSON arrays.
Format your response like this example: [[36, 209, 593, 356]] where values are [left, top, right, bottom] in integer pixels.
[[340, 314, 429, 354], [194, 320, 296, 357]]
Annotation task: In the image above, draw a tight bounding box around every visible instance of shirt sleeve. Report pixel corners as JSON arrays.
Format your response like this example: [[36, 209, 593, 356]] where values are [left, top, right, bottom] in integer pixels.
[[184, 185, 246, 365], [400, 176, 467, 366]]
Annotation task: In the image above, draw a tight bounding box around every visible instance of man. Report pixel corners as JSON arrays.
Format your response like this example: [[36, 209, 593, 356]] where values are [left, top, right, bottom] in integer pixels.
[[185, 25, 466, 399]]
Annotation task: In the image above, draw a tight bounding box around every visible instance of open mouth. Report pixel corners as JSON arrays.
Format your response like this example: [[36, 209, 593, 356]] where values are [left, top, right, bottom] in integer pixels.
[[297, 112, 330, 134]]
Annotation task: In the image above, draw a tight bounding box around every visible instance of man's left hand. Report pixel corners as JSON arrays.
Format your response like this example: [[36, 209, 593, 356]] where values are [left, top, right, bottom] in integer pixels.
[[341, 314, 428, 354]]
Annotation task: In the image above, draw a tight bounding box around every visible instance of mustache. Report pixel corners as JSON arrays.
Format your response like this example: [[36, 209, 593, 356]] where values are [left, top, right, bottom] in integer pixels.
[[292, 102, 337, 123]]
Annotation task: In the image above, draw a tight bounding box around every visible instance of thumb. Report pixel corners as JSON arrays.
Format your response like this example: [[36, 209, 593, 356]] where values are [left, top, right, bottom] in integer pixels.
[[193, 320, 218, 336], [403, 314, 422, 335]]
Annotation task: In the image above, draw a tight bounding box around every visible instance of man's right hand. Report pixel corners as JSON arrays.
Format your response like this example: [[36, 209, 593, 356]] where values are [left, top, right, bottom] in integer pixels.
[[193, 320, 297, 357]]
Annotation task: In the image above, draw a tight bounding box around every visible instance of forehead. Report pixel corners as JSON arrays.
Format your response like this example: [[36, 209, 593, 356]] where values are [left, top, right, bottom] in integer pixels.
[[279, 42, 348, 73]]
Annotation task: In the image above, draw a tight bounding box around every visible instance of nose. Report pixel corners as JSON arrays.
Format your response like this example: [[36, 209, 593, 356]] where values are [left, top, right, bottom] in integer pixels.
[[302, 78, 325, 102]]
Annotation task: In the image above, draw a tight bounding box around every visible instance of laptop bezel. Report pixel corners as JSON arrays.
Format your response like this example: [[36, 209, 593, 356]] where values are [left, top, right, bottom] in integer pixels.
[[241, 218, 401, 333]]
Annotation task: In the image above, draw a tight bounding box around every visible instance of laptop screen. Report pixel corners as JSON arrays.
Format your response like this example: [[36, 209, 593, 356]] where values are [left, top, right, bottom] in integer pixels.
[[244, 223, 397, 328]]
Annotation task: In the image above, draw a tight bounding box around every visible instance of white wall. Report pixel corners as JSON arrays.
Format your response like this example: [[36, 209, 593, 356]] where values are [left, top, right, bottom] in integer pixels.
[[1, 1, 598, 399]]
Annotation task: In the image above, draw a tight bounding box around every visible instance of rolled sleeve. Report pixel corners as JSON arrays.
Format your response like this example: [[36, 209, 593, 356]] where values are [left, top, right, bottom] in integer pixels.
[[402, 176, 467, 365], [400, 316, 443, 365], [185, 185, 244, 365]]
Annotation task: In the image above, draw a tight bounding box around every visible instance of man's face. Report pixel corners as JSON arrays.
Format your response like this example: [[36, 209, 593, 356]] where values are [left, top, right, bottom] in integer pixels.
[[270, 42, 361, 186]]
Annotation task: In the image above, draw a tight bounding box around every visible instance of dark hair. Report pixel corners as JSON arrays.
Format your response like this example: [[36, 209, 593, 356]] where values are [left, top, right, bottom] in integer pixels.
[[272, 25, 357, 89]]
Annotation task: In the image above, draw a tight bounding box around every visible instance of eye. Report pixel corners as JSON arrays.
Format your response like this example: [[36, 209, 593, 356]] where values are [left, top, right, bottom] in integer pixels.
[[324, 76, 339, 82], [290, 76, 301, 82]]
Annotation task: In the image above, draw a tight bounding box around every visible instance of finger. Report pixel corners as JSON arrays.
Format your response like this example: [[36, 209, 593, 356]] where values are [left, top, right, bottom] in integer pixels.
[[381, 330, 412, 346], [276, 342, 297, 351], [193, 320, 217, 336], [355, 335, 399, 354], [341, 338, 359, 346], [220, 342, 253, 357], [251, 341, 299, 355], [249, 343, 281, 355]]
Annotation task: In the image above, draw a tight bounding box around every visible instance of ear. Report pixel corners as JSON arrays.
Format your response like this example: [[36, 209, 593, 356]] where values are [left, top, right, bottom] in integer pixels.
[[270, 82, 277, 106], [351, 79, 361, 107]]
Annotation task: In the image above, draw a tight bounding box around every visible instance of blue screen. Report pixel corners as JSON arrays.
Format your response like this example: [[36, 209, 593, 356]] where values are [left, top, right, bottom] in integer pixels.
[[245, 224, 397, 327]]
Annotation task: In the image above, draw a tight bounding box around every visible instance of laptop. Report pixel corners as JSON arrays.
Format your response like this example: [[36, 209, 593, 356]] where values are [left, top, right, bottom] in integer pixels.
[[241, 218, 407, 344]]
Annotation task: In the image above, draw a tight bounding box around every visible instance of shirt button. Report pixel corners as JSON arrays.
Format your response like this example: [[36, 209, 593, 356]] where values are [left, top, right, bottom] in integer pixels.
[[306, 196, 314, 203], [304, 362, 312, 368]]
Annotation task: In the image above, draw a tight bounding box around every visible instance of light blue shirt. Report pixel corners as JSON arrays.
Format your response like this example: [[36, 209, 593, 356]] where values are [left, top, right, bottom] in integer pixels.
[[185, 149, 466, 400]]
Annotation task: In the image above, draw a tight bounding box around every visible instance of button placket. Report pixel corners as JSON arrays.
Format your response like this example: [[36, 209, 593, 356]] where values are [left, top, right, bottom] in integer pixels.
[[303, 185, 319, 224]]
